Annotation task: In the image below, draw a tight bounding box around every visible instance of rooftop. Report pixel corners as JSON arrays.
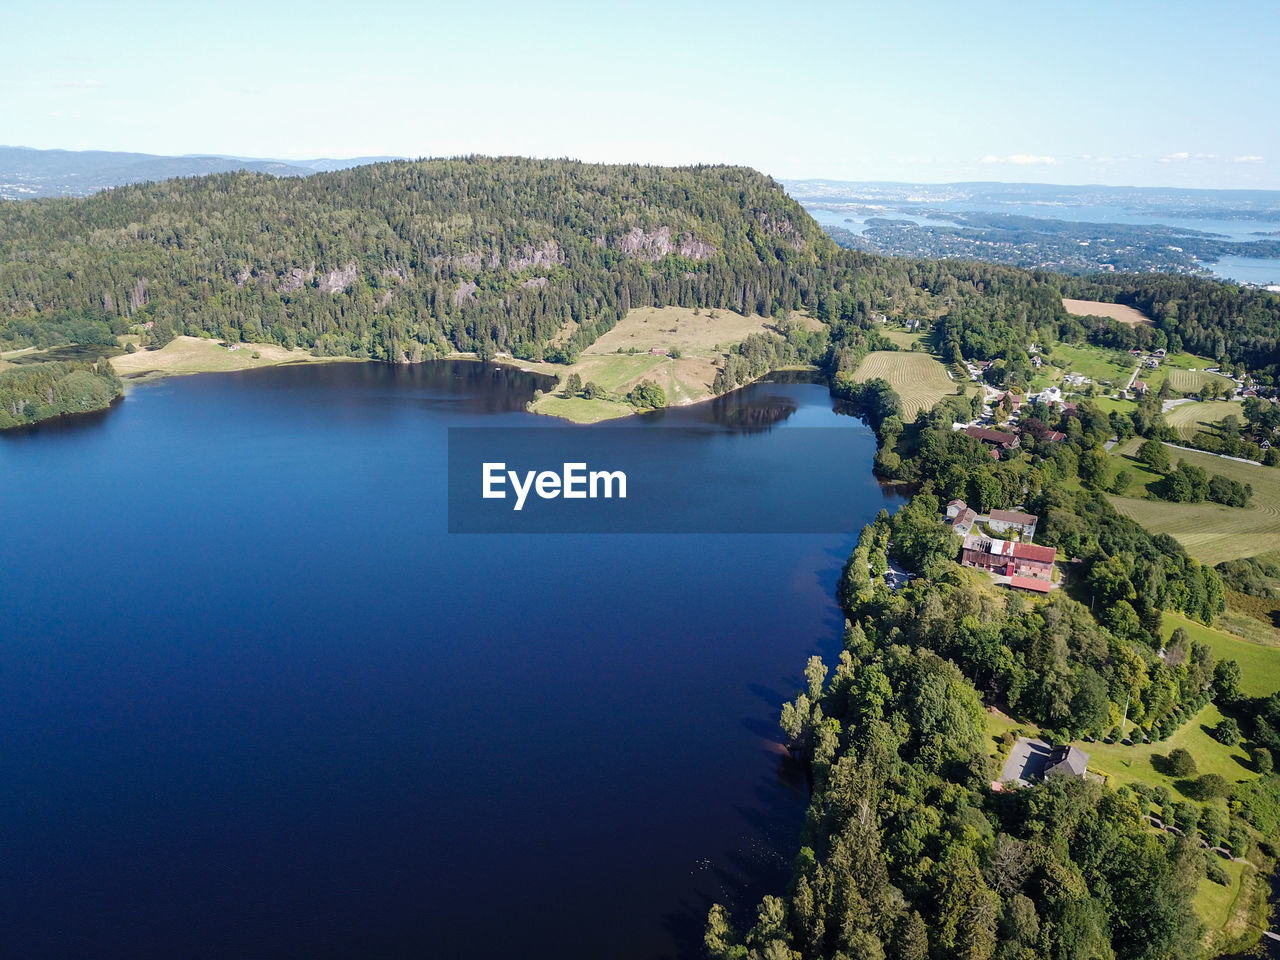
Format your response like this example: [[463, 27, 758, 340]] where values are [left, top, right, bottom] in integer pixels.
[[1011, 542, 1056, 564], [965, 426, 1019, 446], [990, 509, 1037, 525], [1008, 575, 1052, 594], [1045, 744, 1089, 778]]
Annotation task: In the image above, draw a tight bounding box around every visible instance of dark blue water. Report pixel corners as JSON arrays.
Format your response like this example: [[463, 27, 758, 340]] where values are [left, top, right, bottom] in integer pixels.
[[0, 361, 902, 960]]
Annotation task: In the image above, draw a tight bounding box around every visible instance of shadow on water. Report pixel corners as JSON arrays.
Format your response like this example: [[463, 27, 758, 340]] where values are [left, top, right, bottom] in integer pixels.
[[709, 390, 798, 431], [0, 396, 120, 439], [747, 683, 787, 706], [660, 746, 810, 959]]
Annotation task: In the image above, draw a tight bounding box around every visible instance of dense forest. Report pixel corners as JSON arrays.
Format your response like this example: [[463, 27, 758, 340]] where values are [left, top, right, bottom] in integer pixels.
[[0, 157, 838, 364], [711, 384, 1277, 960], [0, 356, 121, 428], [707, 236, 1279, 959]]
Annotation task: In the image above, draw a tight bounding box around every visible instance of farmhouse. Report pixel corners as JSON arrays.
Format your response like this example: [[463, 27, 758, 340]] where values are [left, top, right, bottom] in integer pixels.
[[1045, 744, 1090, 779], [962, 535, 1056, 581], [1000, 738, 1090, 786], [965, 426, 1020, 452], [944, 499, 979, 536], [988, 508, 1038, 540]]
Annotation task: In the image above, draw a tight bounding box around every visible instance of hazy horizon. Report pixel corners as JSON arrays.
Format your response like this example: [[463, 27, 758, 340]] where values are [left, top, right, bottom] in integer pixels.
[[5, 0, 1276, 190], [6, 143, 1280, 196]]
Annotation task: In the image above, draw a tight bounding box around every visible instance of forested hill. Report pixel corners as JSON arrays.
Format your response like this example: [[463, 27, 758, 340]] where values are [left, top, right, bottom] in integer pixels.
[[0, 157, 836, 363]]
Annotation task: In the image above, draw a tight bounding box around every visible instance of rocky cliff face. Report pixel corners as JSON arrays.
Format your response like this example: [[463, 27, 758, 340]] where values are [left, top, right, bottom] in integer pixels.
[[613, 226, 716, 261]]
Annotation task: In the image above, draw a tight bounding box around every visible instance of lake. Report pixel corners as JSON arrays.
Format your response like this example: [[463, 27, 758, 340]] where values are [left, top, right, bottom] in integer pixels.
[[0, 362, 902, 960]]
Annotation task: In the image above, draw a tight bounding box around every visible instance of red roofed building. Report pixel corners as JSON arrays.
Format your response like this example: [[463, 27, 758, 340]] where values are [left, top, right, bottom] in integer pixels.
[[1010, 542, 1056, 580], [1007, 576, 1052, 594], [962, 535, 1057, 581]]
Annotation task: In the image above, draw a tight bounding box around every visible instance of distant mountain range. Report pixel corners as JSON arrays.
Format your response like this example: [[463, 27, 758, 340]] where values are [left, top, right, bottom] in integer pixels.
[[0, 146, 403, 199]]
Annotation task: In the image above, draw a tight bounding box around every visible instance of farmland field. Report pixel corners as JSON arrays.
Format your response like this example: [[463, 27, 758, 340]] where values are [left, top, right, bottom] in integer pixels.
[[1163, 399, 1245, 441], [849, 350, 954, 419], [529, 305, 803, 421], [1108, 439, 1280, 565], [1062, 298, 1152, 325], [1160, 612, 1280, 699], [1166, 367, 1236, 394]]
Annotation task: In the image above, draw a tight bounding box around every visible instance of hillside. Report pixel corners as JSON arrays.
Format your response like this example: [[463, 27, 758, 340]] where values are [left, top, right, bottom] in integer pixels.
[[0, 157, 836, 370]]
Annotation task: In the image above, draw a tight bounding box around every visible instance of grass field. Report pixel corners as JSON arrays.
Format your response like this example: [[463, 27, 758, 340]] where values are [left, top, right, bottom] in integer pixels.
[[880, 328, 925, 349], [1166, 367, 1236, 394], [849, 350, 954, 419], [1062, 298, 1152, 325], [111, 336, 344, 382], [1045, 342, 1137, 387], [0, 345, 39, 370], [1196, 858, 1249, 946], [1161, 612, 1280, 698], [1109, 438, 1280, 565], [528, 306, 795, 422], [526, 394, 637, 423], [1163, 399, 1245, 441]]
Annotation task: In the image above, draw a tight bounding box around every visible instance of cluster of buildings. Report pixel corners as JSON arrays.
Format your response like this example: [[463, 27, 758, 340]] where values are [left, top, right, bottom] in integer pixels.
[[961, 420, 1065, 458], [945, 501, 1057, 595]]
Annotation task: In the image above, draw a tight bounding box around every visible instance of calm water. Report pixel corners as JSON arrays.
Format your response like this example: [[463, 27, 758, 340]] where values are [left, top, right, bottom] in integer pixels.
[[0, 362, 901, 960], [1208, 253, 1280, 285]]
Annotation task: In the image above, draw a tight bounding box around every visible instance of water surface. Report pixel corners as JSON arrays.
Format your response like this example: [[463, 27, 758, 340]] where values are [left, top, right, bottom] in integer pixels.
[[0, 361, 900, 959]]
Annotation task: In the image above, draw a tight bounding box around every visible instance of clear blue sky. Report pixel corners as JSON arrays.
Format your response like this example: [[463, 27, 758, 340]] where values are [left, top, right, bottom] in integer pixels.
[[3, 0, 1277, 188]]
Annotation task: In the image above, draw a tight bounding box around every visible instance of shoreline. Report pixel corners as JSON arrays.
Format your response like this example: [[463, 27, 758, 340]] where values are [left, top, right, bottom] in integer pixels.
[[84, 336, 825, 427]]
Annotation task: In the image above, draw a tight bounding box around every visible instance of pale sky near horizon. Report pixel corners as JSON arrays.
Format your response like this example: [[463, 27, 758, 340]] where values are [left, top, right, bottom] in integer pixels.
[[3, 0, 1277, 189]]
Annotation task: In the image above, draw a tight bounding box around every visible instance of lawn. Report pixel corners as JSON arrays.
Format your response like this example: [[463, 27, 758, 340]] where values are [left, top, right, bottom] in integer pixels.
[[1196, 857, 1249, 943], [1084, 703, 1257, 793], [849, 350, 955, 419], [1108, 439, 1280, 565], [1163, 399, 1245, 441], [1088, 395, 1140, 415]]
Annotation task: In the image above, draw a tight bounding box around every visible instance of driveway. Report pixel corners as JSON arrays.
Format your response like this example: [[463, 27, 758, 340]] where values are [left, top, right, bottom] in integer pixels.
[[1000, 737, 1053, 785]]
